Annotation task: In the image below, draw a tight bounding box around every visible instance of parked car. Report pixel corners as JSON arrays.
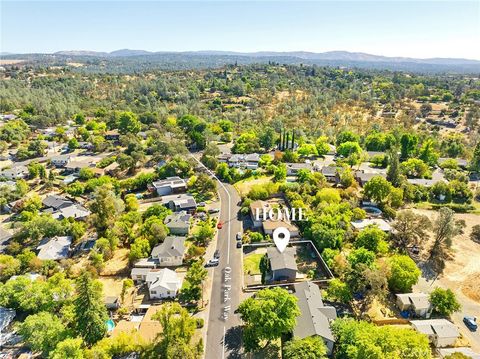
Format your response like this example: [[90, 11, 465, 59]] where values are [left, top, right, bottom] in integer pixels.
[[208, 208, 220, 214], [236, 232, 242, 241], [464, 316, 478, 331], [214, 250, 220, 259], [217, 221, 223, 229], [205, 258, 219, 267], [236, 241, 242, 248]]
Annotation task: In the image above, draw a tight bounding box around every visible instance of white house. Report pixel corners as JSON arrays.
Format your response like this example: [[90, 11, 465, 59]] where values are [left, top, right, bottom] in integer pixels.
[[151, 236, 186, 267], [396, 293, 430, 317], [50, 154, 72, 168], [411, 319, 459, 348], [164, 211, 191, 235], [0, 165, 28, 180], [146, 268, 182, 299], [36, 236, 72, 261], [351, 218, 392, 232], [152, 177, 186, 196]]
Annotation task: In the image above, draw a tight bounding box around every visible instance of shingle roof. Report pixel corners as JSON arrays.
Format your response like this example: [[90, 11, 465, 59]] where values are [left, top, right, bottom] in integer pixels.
[[411, 319, 459, 339], [151, 236, 186, 259], [146, 268, 182, 291], [36, 236, 72, 260], [267, 247, 297, 271], [164, 211, 191, 229], [42, 195, 73, 210], [152, 176, 186, 190], [293, 281, 337, 341]]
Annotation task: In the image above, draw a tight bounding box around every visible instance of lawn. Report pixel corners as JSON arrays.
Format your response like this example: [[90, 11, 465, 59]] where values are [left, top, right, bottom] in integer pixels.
[[243, 253, 264, 275], [234, 176, 273, 197]]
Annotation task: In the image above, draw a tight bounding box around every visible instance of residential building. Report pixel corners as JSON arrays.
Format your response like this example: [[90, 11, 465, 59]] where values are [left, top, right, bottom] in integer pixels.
[[407, 178, 441, 187], [104, 296, 120, 310], [146, 268, 182, 299], [164, 211, 191, 235], [351, 218, 392, 232], [354, 171, 387, 187], [411, 319, 459, 347], [396, 293, 430, 317], [152, 176, 187, 196], [0, 165, 28, 180], [64, 156, 101, 173], [262, 220, 299, 237], [42, 194, 73, 210], [266, 247, 297, 281], [151, 236, 186, 267], [293, 281, 337, 355], [131, 267, 151, 282], [50, 154, 72, 168], [52, 204, 90, 221], [161, 193, 197, 212], [249, 200, 270, 228], [104, 129, 120, 141], [320, 166, 340, 183], [36, 236, 73, 261], [228, 153, 260, 169], [286, 162, 313, 176], [218, 153, 231, 163]]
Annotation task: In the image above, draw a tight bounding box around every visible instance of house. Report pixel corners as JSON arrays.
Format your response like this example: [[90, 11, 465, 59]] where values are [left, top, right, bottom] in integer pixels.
[[146, 268, 182, 299], [396, 293, 430, 317], [64, 156, 101, 173], [0, 165, 28, 180], [0, 180, 17, 191], [152, 176, 187, 196], [407, 178, 440, 187], [42, 194, 73, 210], [262, 220, 299, 238], [131, 267, 151, 282], [36, 236, 73, 261], [293, 281, 337, 355], [164, 211, 191, 235], [104, 296, 120, 310], [267, 247, 297, 281], [366, 151, 386, 160], [151, 236, 186, 267], [104, 162, 120, 176], [411, 319, 459, 347], [286, 163, 313, 176], [351, 218, 392, 232], [50, 154, 71, 168], [320, 166, 340, 183], [133, 258, 158, 269], [228, 153, 260, 169], [438, 347, 480, 359], [161, 193, 197, 212], [0, 227, 13, 253], [0, 307, 16, 346], [218, 153, 231, 163], [52, 204, 91, 221], [249, 200, 270, 228], [354, 171, 387, 187], [104, 129, 120, 141]]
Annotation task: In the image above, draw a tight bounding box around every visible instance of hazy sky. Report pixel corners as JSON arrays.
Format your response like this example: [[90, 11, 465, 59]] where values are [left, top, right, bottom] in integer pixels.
[[1, 1, 479, 59]]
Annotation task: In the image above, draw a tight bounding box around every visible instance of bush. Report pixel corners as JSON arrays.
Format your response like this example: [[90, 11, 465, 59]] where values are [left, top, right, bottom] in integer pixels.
[[429, 287, 461, 316], [196, 318, 204, 328]]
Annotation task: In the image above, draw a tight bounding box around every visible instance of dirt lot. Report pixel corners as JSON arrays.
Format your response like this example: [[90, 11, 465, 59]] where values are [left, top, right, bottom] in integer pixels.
[[101, 248, 130, 276], [413, 208, 480, 302]]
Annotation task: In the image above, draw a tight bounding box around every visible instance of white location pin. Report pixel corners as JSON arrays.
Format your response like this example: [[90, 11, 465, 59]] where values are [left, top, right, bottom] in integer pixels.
[[272, 226, 291, 253]]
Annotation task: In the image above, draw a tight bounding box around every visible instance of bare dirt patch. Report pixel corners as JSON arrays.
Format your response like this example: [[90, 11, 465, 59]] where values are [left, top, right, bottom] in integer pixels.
[[0, 59, 25, 65], [101, 248, 130, 276]]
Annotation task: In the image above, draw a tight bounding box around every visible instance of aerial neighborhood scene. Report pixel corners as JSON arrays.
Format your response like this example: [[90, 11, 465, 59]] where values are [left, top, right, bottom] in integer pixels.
[[0, 0, 480, 358]]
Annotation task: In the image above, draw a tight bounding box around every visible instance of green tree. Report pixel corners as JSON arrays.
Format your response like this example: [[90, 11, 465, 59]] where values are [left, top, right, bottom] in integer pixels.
[[336, 131, 359, 146], [259, 127, 277, 150], [429, 287, 461, 316], [418, 139, 439, 166], [386, 149, 402, 187], [73, 272, 108, 346], [18, 312, 67, 356], [129, 237, 151, 263], [237, 287, 300, 351], [355, 226, 388, 254], [89, 184, 125, 233], [400, 133, 418, 159], [118, 111, 141, 134], [273, 163, 287, 182], [51, 337, 85, 359], [180, 259, 207, 303], [326, 278, 353, 303], [470, 142, 480, 172], [401, 158, 430, 178], [283, 336, 327, 359], [392, 210, 431, 249], [388, 254, 421, 293], [336, 141, 362, 158], [363, 175, 392, 203], [315, 136, 331, 156], [0, 254, 21, 281], [68, 137, 79, 150]]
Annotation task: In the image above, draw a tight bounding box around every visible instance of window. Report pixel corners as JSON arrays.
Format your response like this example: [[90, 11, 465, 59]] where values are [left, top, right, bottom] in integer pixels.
[[151, 291, 156, 294]]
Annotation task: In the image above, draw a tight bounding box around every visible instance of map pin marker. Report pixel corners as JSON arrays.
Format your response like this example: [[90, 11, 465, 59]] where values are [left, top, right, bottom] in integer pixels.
[[273, 227, 290, 253]]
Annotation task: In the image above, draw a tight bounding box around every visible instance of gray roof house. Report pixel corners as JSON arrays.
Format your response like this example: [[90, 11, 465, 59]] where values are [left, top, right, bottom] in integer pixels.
[[152, 176, 187, 196], [267, 247, 297, 282], [52, 204, 91, 221], [151, 236, 186, 267], [411, 319, 459, 348], [396, 293, 430, 317], [293, 281, 337, 355], [42, 195, 73, 210], [36, 236, 73, 261], [0, 165, 28, 180], [164, 211, 191, 235], [161, 193, 197, 212], [286, 163, 313, 176]]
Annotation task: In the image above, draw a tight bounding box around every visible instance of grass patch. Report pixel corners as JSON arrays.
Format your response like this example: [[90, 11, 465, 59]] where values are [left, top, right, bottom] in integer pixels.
[[234, 175, 273, 197], [243, 253, 263, 275]]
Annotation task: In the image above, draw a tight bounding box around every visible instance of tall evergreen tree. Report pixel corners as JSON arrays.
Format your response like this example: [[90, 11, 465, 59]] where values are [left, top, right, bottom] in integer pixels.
[[73, 272, 108, 346], [286, 132, 290, 151], [387, 149, 402, 187], [291, 130, 295, 150], [471, 142, 480, 172]]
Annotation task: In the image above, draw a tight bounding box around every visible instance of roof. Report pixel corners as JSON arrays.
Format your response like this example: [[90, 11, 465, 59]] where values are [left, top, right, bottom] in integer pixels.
[[131, 267, 151, 277], [0, 307, 16, 333], [0, 164, 28, 176], [286, 163, 312, 170], [51, 154, 71, 162], [161, 193, 197, 209], [164, 211, 191, 229], [321, 166, 339, 176], [104, 296, 119, 305], [152, 176, 186, 190], [262, 220, 298, 232], [110, 320, 140, 338], [293, 281, 337, 341], [438, 347, 480, 359], [407, 178, 440, 187], [411, 319, 459, 339], [267, 247, 298, 272], [396, 293, 430, 310], [53, 204, 90, 220], [36, 236, 72, 260], [151, 236, 186, 258], [138, 321, 163, 342], [146, 268, 182, 292], [0, 227, 13, 242], [42, 194, 73, 210], [355, 171, 386, 183], [351, 218, 392, 232], [249, 200, 269, 213], [438, 157, 468, 168]]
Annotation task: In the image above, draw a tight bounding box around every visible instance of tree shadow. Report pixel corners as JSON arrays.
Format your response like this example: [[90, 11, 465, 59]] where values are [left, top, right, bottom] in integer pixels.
[[224, 325, 243, 359]]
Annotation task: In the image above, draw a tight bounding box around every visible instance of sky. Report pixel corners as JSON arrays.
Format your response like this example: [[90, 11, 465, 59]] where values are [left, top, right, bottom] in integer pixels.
[[1, 1, 480, 59]]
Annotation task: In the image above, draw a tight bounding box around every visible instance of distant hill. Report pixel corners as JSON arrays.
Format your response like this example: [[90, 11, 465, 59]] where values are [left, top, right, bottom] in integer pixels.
[[3, 49, 480, 73]]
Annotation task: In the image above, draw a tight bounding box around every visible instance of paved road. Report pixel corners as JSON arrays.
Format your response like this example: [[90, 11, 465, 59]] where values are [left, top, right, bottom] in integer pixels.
[[190, 155, 244, 359]]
